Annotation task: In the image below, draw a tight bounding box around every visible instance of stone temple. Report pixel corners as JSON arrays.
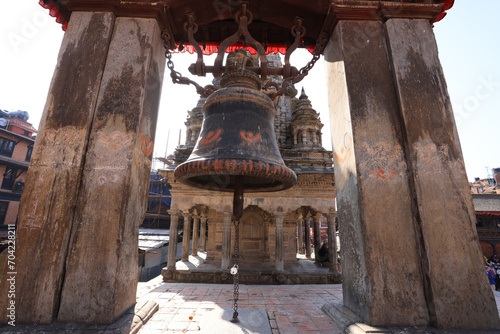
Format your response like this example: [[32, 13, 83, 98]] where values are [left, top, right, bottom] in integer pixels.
[[160, 54, 340, 284]]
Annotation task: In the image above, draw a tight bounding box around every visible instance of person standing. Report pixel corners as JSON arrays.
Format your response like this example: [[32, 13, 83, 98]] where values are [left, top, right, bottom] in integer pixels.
[[487, 265, 496, 291]]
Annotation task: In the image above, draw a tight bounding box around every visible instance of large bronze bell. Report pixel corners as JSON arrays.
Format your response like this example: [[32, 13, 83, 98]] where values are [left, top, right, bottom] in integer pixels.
[[174, 51, 297, 192]]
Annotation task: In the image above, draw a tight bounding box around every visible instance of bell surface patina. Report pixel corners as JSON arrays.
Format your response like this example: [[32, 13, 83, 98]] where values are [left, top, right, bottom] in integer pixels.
[[174, 51, 297, 192]]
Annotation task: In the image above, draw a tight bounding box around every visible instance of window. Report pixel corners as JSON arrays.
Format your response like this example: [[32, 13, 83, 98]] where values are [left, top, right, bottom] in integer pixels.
[[0, 137, 15, 157], [25, 146, 33, 162], [23, 130, 30, 137], [1, 168, 17, 190], [12, 181, 24, 193], [0, 201, 8, 225]]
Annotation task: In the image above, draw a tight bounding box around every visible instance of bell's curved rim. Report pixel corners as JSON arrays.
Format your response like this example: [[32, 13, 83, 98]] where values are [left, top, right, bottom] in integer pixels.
[[174, 158, 297, 193]]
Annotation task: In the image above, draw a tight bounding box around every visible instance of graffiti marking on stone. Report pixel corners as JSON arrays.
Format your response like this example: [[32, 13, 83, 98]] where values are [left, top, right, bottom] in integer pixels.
[[141, 134, 154, 156], [370, 166, 397, 180]]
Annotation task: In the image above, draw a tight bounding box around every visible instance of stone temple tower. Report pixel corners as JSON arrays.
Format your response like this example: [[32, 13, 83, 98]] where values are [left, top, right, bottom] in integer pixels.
[[290, 88, 324, 149]]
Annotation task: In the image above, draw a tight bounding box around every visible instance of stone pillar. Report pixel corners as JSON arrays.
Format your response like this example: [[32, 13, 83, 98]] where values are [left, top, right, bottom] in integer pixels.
[[221, 212, 232, 269], [313, 214, 322, 263], [325, 20, 429, 327], [192, 215, 200, 256], [181, 212, 192, 262], [304, 214, 312, 258], [297, 215, 304, 255], [167, 210, 181, 270], [327, 213, 339, 273], [200, 215, 207, 251], [385, 18, 500, 329], [275, 214, 285, 271], [325, 17, 500, 329], [0, 12, 166, 325]]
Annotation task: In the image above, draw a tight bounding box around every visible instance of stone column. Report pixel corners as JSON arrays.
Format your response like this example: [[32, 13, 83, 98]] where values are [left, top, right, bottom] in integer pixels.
[[313, 214, 322, 263], [325, 17, 500, 329], [304, 213, 312, 258], [56, 16, 165, 324], [327, 213, 339, 273], [325, 20, 429, 326], [296, 215, 304, 255], [0, 12, 115, 325], [275, 214, 285, 272], [221, 212, 232, 269], [181, 212, 192, 261], [385, 18, 500, 329], [192, 215, 200, 256], [0, 12, 166, 325], [167, 210, 181, 270], [200, 215, 207, 251]]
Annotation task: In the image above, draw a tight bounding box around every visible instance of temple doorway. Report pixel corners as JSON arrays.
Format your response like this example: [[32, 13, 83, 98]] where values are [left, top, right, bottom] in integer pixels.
[[239, 210, 270, 269]]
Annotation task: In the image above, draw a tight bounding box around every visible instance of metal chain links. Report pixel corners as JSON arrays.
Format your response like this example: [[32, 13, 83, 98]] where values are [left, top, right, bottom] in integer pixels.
[[161, 30, 216, 98], [232, 219, 240, 320], [160, 8, 325, 100]]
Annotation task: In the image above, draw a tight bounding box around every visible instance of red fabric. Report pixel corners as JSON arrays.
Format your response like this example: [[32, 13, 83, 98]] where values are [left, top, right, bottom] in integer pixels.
[[434, 0, 454, 23], [476, 212, 500, 216], [39, 0, 67, 31], [443, 0, 455, 11], [174, 42, 315, 56]]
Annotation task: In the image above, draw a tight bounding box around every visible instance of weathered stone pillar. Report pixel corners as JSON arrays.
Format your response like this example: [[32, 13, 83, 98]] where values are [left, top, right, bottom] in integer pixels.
[[275, 214, 285, 271], [181, 212, 192, 262], [192, 214, 200, 256], [325, 16, 500, 329], [0, 12, 115, 325], [385, 18, 500, 329], [313, 213, 322, 263], [221, 212, 232, 269], [56, 16, 165, 324], [167, 210, 181, 270], [0, 12, 166, 325], [325, 20, 429, 327], [296, 215, 304, 255], [304, 213, 312, 258], [327, 212, 339, 273], [200, 215, 207, 251]]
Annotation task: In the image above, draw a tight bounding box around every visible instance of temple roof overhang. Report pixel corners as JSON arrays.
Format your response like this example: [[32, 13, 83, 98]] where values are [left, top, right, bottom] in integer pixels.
[[40, 0, 454, 54]]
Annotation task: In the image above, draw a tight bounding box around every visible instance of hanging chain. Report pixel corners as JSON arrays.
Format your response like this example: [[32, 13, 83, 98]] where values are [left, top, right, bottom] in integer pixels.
[[161, 30, 216, 98], [231, 218, 240, 320], [161, 6, 328, 99]]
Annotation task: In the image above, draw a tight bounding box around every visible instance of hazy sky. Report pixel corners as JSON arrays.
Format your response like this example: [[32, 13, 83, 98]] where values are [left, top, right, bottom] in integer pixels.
[[1, 1, 498, 181]]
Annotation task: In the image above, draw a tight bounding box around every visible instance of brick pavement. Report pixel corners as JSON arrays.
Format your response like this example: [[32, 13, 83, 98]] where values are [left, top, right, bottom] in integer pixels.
[[137, 277, 500, 334], [137, 277, 344, 334]]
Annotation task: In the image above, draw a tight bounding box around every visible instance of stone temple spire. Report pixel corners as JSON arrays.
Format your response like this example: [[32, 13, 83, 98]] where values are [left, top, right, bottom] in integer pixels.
[[290, 87, 323, 150], [184, 96, 205, 148]]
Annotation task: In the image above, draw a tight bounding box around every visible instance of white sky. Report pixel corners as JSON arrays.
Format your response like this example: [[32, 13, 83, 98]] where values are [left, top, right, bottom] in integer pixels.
[[1, 1, 499, 181]]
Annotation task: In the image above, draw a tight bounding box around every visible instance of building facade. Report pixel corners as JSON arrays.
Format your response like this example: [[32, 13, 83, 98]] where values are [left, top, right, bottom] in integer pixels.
[[0, 111, 36, 226]]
